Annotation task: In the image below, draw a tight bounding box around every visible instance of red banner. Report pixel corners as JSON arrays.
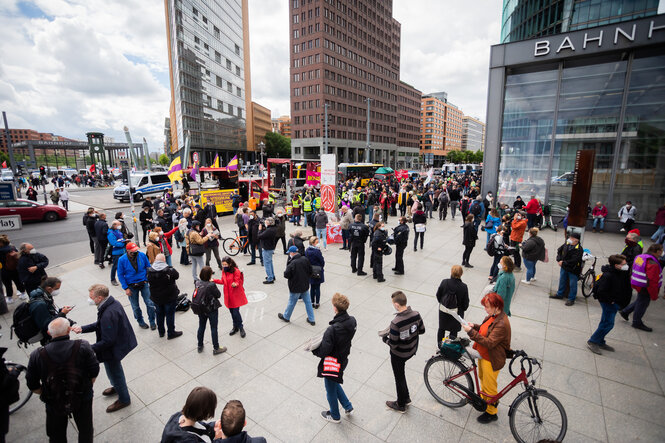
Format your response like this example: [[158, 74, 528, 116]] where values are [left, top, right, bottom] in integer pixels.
[[326, 223, 343, 244]]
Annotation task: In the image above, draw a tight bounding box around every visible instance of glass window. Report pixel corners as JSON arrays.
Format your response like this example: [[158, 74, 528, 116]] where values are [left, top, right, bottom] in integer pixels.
[[151, 174, 170, 185]]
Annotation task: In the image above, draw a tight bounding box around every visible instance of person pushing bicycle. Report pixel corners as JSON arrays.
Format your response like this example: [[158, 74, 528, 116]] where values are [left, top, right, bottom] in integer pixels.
[[461, 292, 511, 424]]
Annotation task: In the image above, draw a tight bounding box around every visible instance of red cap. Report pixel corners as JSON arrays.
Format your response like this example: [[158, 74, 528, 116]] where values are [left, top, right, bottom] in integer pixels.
[[125, 242, 139, 252], [629, 229, 640, 236]]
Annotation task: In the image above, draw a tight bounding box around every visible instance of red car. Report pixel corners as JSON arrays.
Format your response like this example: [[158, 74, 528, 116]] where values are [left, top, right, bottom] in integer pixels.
[[0, 199, 68, 222]]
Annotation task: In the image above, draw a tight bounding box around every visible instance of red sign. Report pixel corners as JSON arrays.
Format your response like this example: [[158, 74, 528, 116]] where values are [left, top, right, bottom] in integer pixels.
[[321, 184, 336, 213], [326, 223, 343, 244]]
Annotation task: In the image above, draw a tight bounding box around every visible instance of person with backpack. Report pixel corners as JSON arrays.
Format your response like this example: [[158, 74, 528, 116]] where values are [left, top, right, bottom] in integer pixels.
[[312, 293, 357, 423], [392, 217, 410, 275], [462, 214, 478, 268], [470, 196, 485, 232], [161, 386, 218, 442], [117, 242, 156, 330], [436, 265, 469, 342], [27, 277, 73, 345], [278, 246, 315, 325], [187, 221, 212, 283], [17, 243, 49, 296], [194, 266, 226, 355], [520, 228, 546, 284], [438, 187, 450, 220], [0, 235, 26, 306], [487, 226, 508, 282], [619, 243, 664, 332], [586, 254, 632, 354], [26, 317, 99, 443], [483, 209, 501, 249], [147, 254, 183, 340], [305, 236, 325, 309]]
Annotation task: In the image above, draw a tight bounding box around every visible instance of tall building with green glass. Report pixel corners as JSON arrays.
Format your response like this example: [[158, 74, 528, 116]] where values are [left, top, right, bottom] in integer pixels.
[[501, 0, 661, 43]]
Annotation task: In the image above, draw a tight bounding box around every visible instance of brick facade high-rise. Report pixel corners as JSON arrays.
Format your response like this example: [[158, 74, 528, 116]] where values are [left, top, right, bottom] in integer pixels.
[[289, 0, 405, 166], [0, 128, 77, 154], [397, 81, 421, 169], [272, 116, 292, 138], [419, 92, 463, 167]]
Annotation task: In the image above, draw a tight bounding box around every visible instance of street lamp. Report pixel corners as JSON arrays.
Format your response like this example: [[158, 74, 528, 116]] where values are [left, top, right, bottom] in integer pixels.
[[258, 141, 265, 177]]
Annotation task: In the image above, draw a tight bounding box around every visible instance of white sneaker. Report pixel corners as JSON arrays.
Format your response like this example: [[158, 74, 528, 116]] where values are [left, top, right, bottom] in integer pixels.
[[620, 228, 625, 232], [5, 297, 14, 304], [521, 279, 530, 284], [18, 292, 28, 300], [531, 277, 537, 282]]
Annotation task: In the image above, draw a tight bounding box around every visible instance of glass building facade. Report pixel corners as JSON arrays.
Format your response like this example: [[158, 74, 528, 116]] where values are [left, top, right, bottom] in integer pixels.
[[501, 0, 661, 43], [165, 0, 247, 164], [484, 15, 665, 227]]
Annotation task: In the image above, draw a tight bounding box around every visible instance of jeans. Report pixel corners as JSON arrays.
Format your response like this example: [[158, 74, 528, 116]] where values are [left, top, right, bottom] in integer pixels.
[[350, 243, 365, 272], [249, 242, 262, 264], [324, 377, 352, 420], [283, 290, 315, 322], [110, 255, 121, 282], [191, 254, 205, 281], [128, 283, 156, 326], [341, 229, 350, 248], [316, 228, 327, 249], [414, 231, 424, 250], [61, 199, 69, 211], [390, 353, 410, 407], [424, 201, 433, 218], [589, 302, 619, 345], [205, 246, 222, 268], [593, 217, 605, 231], [154, 300, 177, 337], [523, 258, 536, 282], [303, 211, 311, 227], [197, 310, 219, 348], [651, 225, 665, 242], [229, 307, 243, 329], [450, 201, 459, 219], [622, 289, 651, 327], [239, 227, 249, 253], [368, 205, 374, 221], [262, 249, 275, 281], [165, 254, 173, 266], [311, 283, 321, 304], [104, 360, 131, 404], [473, 217, 482, 232], [556, 267, 579, 301], [489, 254, 502, 279], [46, 398, 93, 443]]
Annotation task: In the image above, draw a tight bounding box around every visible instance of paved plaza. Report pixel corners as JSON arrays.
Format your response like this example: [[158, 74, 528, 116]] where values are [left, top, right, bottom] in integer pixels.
[[2, 212, 664, 442]]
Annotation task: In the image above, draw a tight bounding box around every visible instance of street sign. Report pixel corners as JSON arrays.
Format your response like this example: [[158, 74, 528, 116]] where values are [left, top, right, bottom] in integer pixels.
[[0, 215, 21, 231], [192, 152, 199, 163], [0, 183, 16, 202]]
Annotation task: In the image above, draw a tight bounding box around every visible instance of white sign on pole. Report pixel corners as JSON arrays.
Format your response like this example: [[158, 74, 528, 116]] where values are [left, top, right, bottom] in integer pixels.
[[320, 154, 337, 212], [0, 215, 22, 231]]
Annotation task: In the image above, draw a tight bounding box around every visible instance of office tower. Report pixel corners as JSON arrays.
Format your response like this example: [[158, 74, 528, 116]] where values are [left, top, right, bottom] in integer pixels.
[[462, 116, 485, 152]]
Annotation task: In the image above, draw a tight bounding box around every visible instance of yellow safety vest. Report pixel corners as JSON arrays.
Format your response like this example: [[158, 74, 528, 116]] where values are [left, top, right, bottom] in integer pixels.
[[303, 199, 312, 211], [292, 198, 300, 209], [314, 197, 322, 209], [268, 193, 276, 204]]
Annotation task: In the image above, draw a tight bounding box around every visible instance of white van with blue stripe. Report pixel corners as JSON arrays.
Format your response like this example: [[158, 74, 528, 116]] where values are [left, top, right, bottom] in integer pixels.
[[113, 173, 172, 202]]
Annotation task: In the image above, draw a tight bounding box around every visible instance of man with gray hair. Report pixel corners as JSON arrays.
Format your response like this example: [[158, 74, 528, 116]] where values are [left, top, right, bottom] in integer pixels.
[[26, 317, 99, 442], [258, 217, 278, 284]]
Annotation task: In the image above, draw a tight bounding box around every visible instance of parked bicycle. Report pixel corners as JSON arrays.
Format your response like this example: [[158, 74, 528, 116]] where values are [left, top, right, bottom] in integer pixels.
[[222, 230, 249, 256], [6, 361, 32, 415], [580, 251, 598, 298], [424, 340, 567, 443]]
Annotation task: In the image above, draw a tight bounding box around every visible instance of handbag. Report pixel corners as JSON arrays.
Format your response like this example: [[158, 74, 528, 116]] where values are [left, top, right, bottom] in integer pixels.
[[485, 219, 494, 230], [311, 265, 322, 279], [415, 223, 426, 233], [188, 232, 206, 256]]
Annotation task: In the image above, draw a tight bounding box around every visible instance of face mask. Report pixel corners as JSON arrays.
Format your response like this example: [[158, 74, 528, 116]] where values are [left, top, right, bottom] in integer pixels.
[[29, 249, 37, 254], [620, 264, 629, 271], [249, 215, 254, 220], [88, 297, 96, 306], [222, 266, 230, 272], [206, 224, 212, 228], [50, 289, 60, 296], [380, 227, 386, 231], [566, 239, 573, 245]]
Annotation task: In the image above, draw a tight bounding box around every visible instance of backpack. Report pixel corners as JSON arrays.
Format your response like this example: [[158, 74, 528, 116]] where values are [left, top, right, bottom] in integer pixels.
[[174, 229, 184, 243], [175, 293, 191, 312], [5, 250, 19, 271], [39, 340, 85, 415], [590, 272, 604, 299], [486, 234, 498, 257], [440, 290, 458, 309], [190, 285, 211, 315], [470, 202, 481, 216], [11, 301, 43, 347], [438, 192, 449, 204]]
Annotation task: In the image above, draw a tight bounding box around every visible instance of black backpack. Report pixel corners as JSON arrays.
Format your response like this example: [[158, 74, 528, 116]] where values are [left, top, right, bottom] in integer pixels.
[[486, 234, 498, 257], [11, 301, 43, 347], [470, 202, 481, 216], [190, 284, 211, 315], [39, 340, 85, 416], [174, 228, 184, 243], [175, 293, 191, 312], [440, 290, 458, 309]]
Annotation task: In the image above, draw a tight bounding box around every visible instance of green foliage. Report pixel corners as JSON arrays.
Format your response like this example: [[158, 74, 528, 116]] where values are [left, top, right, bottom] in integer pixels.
[[0, 151, 9, 165], [264, 132, 291, 158], [445, 150, 484, 164], [158, 154, 170, 166]]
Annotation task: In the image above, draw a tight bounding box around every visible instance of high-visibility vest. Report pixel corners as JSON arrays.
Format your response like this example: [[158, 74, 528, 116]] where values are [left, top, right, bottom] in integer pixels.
[[268, 193, 276, 204], [292, 198, 300, 209], [303, 199, 312, 211], [314, 197, 322, 209]]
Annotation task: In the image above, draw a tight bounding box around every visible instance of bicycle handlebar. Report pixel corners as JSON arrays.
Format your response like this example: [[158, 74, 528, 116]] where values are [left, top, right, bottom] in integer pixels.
[[508, 349, 541, 378]]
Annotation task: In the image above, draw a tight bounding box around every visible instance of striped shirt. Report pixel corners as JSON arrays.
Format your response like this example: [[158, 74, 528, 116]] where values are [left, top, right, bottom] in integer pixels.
[[386, 307, 426, 359]]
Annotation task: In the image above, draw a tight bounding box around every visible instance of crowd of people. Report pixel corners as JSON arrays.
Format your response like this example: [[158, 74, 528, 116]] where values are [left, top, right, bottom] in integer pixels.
[[1, 166, 665, 443]]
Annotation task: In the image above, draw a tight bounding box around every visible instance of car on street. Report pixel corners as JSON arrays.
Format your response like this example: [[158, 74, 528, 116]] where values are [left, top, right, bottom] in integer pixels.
[[1, 169, 14, 182], [0, 198, 68, 222]]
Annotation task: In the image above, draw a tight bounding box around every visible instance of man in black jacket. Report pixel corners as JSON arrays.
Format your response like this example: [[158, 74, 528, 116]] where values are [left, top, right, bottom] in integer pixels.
[[349, 214, 370, 276], [313, 293, 357, 423], [448, 186, 461, 220], [258, 217, 278, 284], [147, 254, 183, 340], [392, 217, 409, 275], [587, 254, 631, 355], [73, 284, 137, 413], [17, 243, 49, 295], [550, 232, 584, 306], [139, 206, 154, 246], [82, 207, 97, 254], [94, 212, 109, 268], [26, 317, 99, 443], [278, 246, 315, 325]]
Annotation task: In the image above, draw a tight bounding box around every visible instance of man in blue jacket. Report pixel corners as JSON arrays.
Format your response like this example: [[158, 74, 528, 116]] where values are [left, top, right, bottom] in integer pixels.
[[107, 219, 127, 287], [74, 284, 137, 413], [116, 242, 156, 329]]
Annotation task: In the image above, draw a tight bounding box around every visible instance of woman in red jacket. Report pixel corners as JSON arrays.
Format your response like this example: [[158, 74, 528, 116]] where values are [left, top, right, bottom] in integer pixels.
[[213, 257, 248, 338]]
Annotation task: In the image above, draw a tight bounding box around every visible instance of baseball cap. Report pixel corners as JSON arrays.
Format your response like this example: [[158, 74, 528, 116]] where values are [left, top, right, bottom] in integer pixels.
[[569, 232, 581, 240], [126, 242, 139, 252], [287, 246, 298, 253]]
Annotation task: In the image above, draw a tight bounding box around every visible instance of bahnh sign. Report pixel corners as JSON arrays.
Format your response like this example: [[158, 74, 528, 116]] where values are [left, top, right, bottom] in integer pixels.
[[534, 19, 665, 57]]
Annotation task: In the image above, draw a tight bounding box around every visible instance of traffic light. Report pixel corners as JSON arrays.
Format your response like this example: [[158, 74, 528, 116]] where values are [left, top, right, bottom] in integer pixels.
[[39, 166, 46, 176]]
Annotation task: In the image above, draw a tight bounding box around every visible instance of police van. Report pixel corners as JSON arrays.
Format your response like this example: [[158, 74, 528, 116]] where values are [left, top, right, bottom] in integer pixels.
[[113, 172, 172, 202]]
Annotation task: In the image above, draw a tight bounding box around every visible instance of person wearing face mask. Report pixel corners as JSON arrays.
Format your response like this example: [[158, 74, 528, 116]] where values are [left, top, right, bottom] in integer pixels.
[[17, 243, 49, 296], [147, 254, 183, 340], [258, 217, 278, 284], [187, 221, 212, 282], [509, 212, 527, 271], [550, 232, 584, 306], [371, 222, 388, 283], [117, 242, 156, 330], [620, 243, 664, 332], [586, 254, 632, 354], [618, 201, 637, 232], [621, 231, 643, 268], [492, 257, 516, 316], [305, 236, 325, 308], [202, 218, 223, 270], [28, 277, 73, 345], [213, 257, 248, 338], [108, 220, 128, 286], [246, 211, 263, 266], [520, 227, 546, 284], [274, 210, 288, 254], [412, 203, 427, 252]]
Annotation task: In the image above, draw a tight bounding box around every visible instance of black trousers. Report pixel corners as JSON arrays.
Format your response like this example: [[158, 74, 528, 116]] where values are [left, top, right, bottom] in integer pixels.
[[438, 311, 463, 342], [510, 240, 522, 268], [277, 235, 287, 253], [622, 219, 635, 231], [622, 289, 651, 327], [399, 204, 406, 216], [390, 353, 411, 407], [462, 244, 474, 264], [527, 213, 538, 229], [87, 233, 95, 254], [350, 243, 365, 272], [394, 244, 406, 273], [414, 232, 424, 250], [45, 399, 93, 443], [372, 252, 383, 279], [439, 203, 448, 220], [1, 269, 24, 297]]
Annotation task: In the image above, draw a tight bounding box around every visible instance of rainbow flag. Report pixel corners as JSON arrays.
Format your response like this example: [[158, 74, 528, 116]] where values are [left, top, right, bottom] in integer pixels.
[[212, 154, 220, 168], [167, 156, 183, 182], [227, 155, 238, 171], [190, 161, 199, 180]]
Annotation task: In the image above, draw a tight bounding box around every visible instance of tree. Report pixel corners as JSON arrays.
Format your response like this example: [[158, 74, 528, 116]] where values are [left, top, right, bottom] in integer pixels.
[[158, 154, 170, 166], [0, 151, 9, 165], [473, 151, 484, 163], [264, 131, 291, 158]]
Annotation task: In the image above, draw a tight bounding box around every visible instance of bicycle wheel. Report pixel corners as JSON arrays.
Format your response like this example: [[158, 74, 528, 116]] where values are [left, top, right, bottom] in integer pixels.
[[509, 389, 567, 443], [423, 355, 473, 408], [8, 364, 33, 415], [222, 238, 241, 256], [581, 270, 595, 298]]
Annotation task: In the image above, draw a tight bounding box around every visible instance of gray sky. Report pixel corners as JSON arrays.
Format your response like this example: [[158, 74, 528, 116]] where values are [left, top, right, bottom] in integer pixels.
[[0, 0, 502, 152]]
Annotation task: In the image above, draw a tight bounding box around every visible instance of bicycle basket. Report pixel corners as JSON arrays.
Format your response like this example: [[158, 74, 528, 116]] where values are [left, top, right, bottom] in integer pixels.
[[439, 337, 470, 360]]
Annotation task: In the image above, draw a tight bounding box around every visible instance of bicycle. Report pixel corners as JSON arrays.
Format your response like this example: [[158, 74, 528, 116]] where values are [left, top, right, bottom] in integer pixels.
[[6, 361, 33, 415], [424, 343, 567, 443], [580, 251, 597, 298], [222, 230, 249, 256]]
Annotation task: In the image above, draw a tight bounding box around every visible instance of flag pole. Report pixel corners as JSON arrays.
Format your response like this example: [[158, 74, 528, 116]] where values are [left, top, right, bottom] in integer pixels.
[[122, 126, 140, 245]]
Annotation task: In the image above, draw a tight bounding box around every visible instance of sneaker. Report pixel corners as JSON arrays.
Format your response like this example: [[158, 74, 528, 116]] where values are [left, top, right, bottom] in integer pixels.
[[345, 407, 354, 415], [565, 300, 575, 306], [599, 343, 615, 352], [549, 295, 564, 300], [633, 323, 653, 332], [357, 271, 367, 276], [213, 346, 228, 355], [18, 292, 28, 300], [385, 400, 406, 413], [5, 297, 14, 305], [167, 331, 183, 340], [619, 311, 629, 321], [521, 279, 530, 285], [320, 411, 340, 423], [138, 323, 149, 329], [476, 412, 498, 423], [263, 279, 274, 284], [620, 228, 625, 232], [307, 319, 316, 326], [111, 280, 119, 286], [531, 277, 537, 282], [586, 341, 602, 355], [278, 313, 290, 323], [106, 400, 130, 413]]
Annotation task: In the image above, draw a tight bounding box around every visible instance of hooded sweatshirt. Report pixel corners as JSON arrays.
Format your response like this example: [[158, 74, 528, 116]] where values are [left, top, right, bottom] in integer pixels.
[[160, 412, 215, 443]]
